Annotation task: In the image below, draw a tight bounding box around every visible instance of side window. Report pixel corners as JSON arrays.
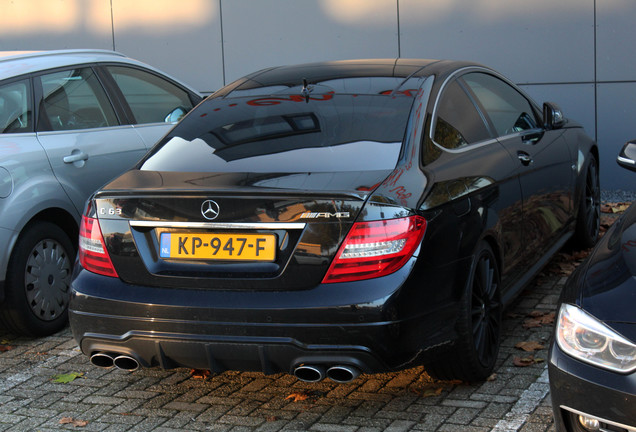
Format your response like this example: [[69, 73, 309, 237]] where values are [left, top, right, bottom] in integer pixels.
[[0, 79, 32, 133], [106, 66, 194, 124], [462, 73, 539, 137], [39, 68, 118, 131], [432, 80, 491, 150]]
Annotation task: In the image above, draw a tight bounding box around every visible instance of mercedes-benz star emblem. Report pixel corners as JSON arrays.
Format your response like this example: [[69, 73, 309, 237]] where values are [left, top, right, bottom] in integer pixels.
[[201, 200, 220, 220]]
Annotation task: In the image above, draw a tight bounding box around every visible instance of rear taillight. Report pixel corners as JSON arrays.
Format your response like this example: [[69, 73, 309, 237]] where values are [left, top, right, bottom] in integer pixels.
[[322, 215, 427, 283], [79, 215, 118, 278]]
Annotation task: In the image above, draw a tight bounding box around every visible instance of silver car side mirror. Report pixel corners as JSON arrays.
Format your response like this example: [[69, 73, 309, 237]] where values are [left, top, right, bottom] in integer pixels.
[[164, 107, 188, 123], [617, 140, 636, 172]]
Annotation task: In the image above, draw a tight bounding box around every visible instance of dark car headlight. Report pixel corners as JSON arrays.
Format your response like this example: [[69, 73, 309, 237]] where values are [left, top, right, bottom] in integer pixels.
[[556, 303, 636, 373]]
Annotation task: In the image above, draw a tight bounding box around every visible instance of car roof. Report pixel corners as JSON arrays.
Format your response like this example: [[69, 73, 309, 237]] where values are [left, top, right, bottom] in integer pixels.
[[0, 49, 198, 93], [223, 58, 488, 96]]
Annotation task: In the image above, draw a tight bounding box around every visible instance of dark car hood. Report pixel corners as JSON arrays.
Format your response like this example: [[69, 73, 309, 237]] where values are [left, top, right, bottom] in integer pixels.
[[579, 203, 636, 326], [100, 169, 392, 198]]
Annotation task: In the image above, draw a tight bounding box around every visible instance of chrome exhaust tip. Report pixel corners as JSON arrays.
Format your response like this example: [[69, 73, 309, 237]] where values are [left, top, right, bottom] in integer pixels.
[[89, 352, 115, 368], [326, 365, 360, 383], [293, 364, 326, 382], [113, 355, 140, 371]]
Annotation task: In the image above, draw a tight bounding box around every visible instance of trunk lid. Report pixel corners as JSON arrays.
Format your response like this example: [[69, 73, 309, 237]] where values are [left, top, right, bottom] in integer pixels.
[[93, 169, 391, 290]]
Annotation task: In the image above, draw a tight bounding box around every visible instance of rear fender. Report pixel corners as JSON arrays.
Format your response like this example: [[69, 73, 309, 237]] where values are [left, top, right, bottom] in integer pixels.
[[0, 175, 78, 290]]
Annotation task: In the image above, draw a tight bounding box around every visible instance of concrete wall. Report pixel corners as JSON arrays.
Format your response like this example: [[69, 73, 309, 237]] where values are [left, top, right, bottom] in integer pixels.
[[1, 0, 634, 189]]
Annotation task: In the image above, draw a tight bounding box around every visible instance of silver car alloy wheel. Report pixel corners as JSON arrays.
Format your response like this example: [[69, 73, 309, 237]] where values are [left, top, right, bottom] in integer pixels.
[[24, 238, 72, 321]]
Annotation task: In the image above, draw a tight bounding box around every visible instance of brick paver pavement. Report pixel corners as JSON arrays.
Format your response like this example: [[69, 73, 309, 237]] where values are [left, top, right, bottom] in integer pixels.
[[0, 254, 579, 431]]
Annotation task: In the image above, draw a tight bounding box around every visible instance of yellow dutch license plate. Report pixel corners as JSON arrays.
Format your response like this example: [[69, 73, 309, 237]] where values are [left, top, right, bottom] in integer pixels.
[[159, 233, 276, 261]]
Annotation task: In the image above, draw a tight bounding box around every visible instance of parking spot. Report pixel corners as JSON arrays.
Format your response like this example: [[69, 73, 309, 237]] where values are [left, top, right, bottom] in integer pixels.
[[0, 260, 572, 431]]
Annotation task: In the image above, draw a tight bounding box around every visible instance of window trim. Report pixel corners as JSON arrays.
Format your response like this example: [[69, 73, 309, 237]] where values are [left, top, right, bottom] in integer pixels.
[[429, 66, 543, 154], [34, 64, 122, 132], [430, 67, 496, 153]]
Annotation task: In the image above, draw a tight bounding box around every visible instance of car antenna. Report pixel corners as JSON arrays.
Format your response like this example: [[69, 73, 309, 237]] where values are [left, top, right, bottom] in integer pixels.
[[301, 78, 311, 103]]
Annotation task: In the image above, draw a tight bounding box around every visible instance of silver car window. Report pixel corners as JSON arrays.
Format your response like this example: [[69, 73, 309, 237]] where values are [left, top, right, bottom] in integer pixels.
[[39, 68, 118, 131], [106, 66, 194, 124], [0, 80, 31, 134]]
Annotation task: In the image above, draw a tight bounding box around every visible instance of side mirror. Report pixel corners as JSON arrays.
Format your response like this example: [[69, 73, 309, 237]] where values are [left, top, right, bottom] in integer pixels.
[[164, 107, 188, 123], [617, 140, 636, 172], [543, 102, 565, 130]]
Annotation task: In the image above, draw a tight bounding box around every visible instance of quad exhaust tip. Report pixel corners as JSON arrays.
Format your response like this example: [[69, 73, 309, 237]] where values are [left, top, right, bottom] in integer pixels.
[[293, 364, 360, 383], [89, 352, 114, 368], [326, 365, 360, 383], [113, 355, 140, 371], [90, 352, 139, 372], [293, 364, 326, 382]]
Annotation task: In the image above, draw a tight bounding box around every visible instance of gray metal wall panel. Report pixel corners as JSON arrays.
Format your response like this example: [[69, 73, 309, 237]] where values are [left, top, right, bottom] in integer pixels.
[[399, 0, 595, 84], [597, 83, 636, 190], [0, 0, 113, 51], [111, 0, 224, 93], [221, 0, 398, 84], [520, 84, 596, 138], [596, 0, 636, 82]]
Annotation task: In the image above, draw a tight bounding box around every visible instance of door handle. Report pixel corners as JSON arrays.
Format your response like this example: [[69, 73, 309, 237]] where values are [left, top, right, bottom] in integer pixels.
[[63, 151, 88, 164], [521, 131, 543, 144], [517, 151, 533, 166]]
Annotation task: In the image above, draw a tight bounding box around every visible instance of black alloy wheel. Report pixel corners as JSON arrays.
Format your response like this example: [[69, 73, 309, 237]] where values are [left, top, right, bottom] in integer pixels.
[[426, 241, 502, 382], [470, 247, 502, 370], [574, 155, 601, 249], [0, 221, 75, 336]]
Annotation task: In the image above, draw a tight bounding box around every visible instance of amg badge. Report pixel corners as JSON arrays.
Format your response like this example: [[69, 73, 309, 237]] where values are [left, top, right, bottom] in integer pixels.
[[300, 211, 350, 219]]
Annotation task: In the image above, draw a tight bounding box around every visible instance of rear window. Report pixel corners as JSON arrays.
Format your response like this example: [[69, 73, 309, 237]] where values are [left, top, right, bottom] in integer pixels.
[[140, 88, 416, 173]]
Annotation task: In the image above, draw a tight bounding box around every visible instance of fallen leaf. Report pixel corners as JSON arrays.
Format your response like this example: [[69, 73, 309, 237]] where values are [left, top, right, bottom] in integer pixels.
[[414, 386, 443, 397], [528, 310, 546, 318], [0, 345, 14, 352], [601, 202, 630, 214], [539, 312, 556, 325], [1, 339, 11, 345], [523, 311, 555, 328], [59, 417, 89, 427], [285, 392, 310, 402], [486, 373, 497, 382], [266, 415, 278, 422], [513, 355, 545, 367], [557, 262, 576, 275], [570, 250, 591, 261], [515, 341, 545, 352], [190, 369, 211, 379], [52, 372, 84, 383], [522, 319, 542, 329], [513, 356, 536, 367]]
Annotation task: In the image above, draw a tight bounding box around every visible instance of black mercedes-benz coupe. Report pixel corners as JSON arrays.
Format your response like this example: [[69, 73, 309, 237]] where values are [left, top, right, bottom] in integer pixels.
[[70, 59, 599, 383], [548, 141, 635, 432]]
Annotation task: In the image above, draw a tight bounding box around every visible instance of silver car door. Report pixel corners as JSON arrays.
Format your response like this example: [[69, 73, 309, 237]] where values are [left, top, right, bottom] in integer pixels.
[[35, 67, 147, 213]]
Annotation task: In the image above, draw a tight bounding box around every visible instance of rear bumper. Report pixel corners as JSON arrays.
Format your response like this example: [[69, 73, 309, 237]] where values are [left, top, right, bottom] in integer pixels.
[[69, 258, 465, 375], [72, 326, 389, 374]]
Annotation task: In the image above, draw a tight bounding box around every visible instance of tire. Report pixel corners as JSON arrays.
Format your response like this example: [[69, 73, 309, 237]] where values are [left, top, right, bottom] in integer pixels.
[[0, 221, 75, 336], [425, 242, 502, 382], [573, 154, 600, 249]]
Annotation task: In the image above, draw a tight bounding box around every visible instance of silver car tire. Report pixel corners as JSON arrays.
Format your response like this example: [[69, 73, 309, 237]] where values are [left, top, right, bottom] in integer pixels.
[[0, 221, 75, 336]]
